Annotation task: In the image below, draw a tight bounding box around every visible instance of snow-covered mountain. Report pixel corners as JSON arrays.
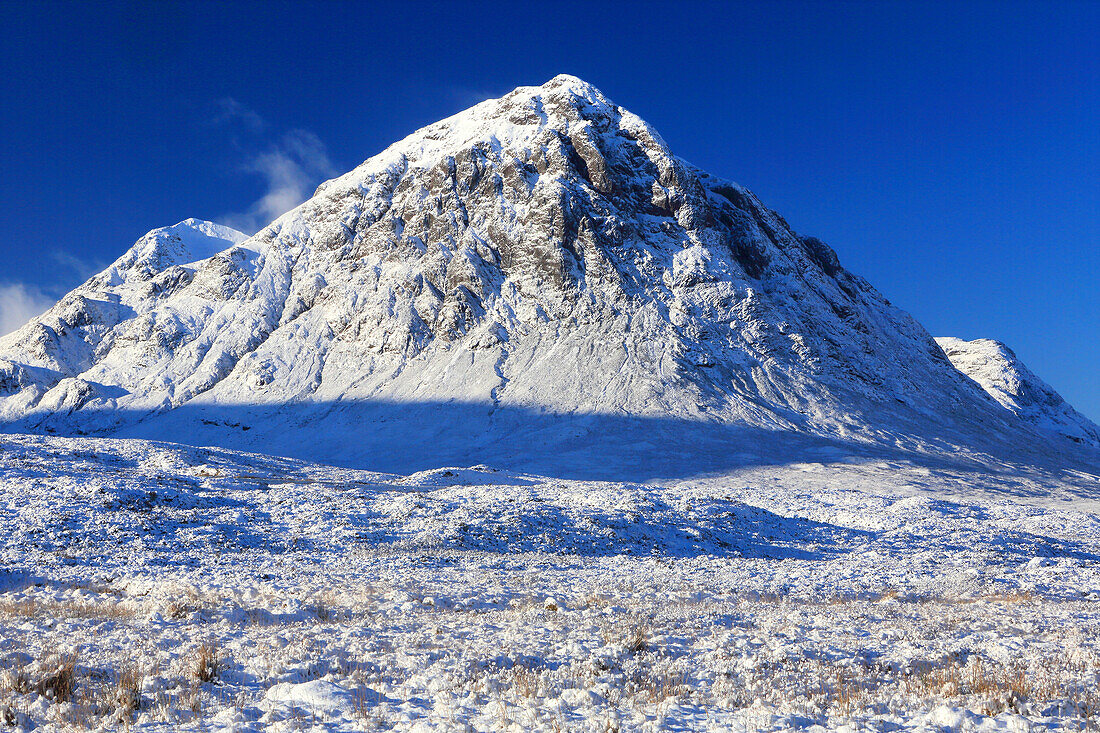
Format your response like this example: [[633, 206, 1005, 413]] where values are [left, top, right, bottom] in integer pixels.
[[0, 75, 1093, 473], [937, 337, 1100, 448]]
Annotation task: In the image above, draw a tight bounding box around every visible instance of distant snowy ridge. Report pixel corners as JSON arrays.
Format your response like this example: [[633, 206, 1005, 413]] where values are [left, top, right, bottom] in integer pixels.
[[102, 218, 248, 284], [0, 75, 1094, 470], [0, 218, 249, 415], [936, 337, 1100, 448]]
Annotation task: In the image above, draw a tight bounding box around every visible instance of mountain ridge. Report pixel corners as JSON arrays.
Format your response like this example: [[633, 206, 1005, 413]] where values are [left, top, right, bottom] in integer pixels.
[[0, 75, 1095, 471], [937, 336, 1100, 448]]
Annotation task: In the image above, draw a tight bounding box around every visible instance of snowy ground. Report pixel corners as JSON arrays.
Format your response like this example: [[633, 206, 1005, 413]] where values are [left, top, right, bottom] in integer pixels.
[[2, 432, 1100, 731]]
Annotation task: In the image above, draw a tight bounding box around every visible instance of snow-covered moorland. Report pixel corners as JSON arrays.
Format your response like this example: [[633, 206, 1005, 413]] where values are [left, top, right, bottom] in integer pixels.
[[1, 432, 1099, 731]]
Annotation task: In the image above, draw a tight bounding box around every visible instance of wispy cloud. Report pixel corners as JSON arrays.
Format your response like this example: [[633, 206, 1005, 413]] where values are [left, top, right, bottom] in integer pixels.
[[0, 251, 106, 337], [212, 97, 266, 132], [0, 282, 55, 337], [213, 100, 337, 235], [51, 250, 106, 283]]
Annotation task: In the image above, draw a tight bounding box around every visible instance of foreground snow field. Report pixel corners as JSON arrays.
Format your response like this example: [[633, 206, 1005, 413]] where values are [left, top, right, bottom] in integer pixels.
[[1, 433, 1099, 731]]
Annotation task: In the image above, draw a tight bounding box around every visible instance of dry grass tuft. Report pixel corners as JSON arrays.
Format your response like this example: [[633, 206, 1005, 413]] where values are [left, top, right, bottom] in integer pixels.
[[114, 660, 145, 717], [507, 665, 543, 698], [0, 667, 31, 696], [0, 597, 135, 620], [191, 641, 221, 684], [896, 653, 1100, 719], [35, 651, 78, 703], [602, 622, 649, 654], [629, 668, 691, 704]]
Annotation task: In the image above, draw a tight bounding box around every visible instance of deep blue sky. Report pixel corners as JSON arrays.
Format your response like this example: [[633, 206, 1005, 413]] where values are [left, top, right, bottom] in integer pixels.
[[1, 1, 1097, 420]]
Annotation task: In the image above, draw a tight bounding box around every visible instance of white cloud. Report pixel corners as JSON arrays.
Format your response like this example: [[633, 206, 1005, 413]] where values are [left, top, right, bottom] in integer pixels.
[[210, 99, 337, 234], [0, 282, 55, 337], [51, 250, 106, 283], [220, 128, 338, 235]]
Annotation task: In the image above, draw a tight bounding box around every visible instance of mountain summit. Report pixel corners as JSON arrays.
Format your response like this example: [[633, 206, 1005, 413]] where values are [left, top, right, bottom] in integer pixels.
[[0, 76, 1094, 473]]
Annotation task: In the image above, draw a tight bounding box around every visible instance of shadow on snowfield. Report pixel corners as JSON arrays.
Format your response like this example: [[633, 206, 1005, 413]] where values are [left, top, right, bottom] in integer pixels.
[[6, 398, 1097, 484]]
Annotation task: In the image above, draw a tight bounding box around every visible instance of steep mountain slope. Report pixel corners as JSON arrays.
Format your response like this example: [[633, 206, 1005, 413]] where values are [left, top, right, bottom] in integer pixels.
[[0, 76, 1087, 473], [0, 219, 248, 415], [937, 337, 1100, 448]]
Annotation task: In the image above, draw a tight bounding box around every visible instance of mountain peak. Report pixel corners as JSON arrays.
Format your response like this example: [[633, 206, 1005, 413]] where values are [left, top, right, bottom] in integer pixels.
[[379, 73, 622, 156], [543, 72, 593, 87], [1, 83, 1095, 472], [166, 218, 248, 242], [533, 73, 609, 99], [100, 219, 247, 285]]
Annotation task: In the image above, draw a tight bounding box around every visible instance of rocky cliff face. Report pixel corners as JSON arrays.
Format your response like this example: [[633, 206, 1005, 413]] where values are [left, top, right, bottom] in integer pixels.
[[0, 76, 1088, 470]]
